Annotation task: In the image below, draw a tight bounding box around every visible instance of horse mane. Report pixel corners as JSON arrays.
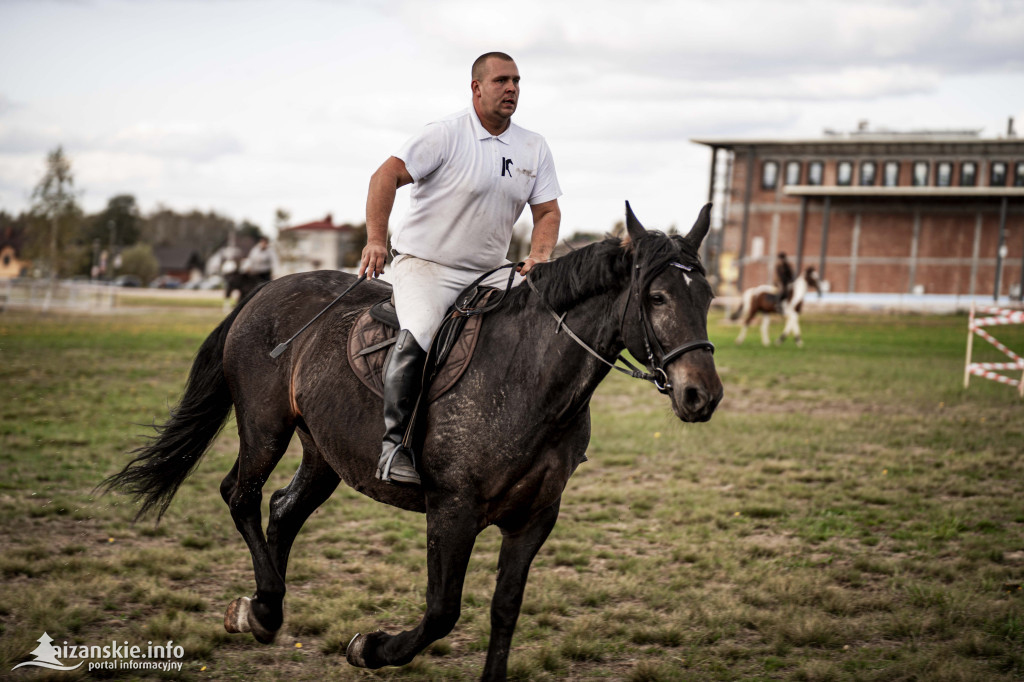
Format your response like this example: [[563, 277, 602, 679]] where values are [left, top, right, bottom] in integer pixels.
[[505, 230, 705, 315]]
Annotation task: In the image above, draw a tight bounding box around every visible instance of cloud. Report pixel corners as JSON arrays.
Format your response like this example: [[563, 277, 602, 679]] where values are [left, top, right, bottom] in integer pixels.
[[0, 123, 76, 154], [402, 0, 1024, 86], [104, 124, 244, 163], [0, 94, 19, 116]]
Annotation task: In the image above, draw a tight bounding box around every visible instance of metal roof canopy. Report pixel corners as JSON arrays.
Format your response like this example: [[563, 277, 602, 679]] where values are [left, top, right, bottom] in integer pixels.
[[784, 186, 1024, 198], [691, 137, 1024, 156]]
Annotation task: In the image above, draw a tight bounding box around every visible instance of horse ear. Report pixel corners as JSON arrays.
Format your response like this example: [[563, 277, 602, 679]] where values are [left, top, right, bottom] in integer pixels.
[[684, 203, 712, 247], [625, 201, 646, 244]]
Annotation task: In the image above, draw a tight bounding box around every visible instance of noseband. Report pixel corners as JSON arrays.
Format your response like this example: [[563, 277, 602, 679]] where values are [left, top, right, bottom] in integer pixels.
[[527, 249, 714, 394]]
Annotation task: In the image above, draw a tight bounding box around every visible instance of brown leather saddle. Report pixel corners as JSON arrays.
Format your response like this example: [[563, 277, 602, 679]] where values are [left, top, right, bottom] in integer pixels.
[[347, 288, 495, 403]]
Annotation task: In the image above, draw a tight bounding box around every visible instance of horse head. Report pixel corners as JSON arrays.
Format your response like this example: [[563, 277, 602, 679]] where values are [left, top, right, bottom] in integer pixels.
[[803, 266, 822, 296], [621, 203, 723, 422]]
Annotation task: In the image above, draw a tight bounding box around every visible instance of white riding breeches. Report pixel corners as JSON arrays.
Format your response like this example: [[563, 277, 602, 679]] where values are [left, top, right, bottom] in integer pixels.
[[387, 254, 523, 350]]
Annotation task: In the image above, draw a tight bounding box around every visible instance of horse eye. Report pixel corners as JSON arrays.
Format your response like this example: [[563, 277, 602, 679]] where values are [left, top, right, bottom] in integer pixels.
[[649, 293, 667, 306]]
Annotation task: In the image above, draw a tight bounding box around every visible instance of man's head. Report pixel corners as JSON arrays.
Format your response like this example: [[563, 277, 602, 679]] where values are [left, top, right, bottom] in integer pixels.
[[471, 52, 519, 133]]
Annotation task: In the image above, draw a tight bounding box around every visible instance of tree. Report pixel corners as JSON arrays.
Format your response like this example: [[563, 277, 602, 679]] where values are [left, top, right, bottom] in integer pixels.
[[28, 146, 81, 280], [84, 194, 143, 248], [274, 208, 291, 232], [238, 220, 264, 242], [118, 243, 159, 284], [141, 207, 236, 260]]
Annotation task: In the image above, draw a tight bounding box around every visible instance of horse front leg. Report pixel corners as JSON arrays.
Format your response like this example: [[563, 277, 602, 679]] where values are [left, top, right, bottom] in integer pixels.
[[482, 499, 561, 682], [760, 314, 772, 346], [346, 504, 479, 669], [789, 313, 804, 347]]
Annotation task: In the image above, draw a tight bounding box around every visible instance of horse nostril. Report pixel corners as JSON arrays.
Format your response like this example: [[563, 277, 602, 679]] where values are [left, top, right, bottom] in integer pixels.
[[684, 386, 702, 407]]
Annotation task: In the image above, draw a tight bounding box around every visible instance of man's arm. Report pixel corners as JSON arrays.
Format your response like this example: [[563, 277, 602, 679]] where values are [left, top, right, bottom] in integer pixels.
[[518, 199, 561, 275], [360, 156, 414, 278]]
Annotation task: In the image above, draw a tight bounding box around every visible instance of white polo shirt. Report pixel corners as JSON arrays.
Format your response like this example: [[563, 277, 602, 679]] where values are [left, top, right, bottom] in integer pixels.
[[392, 108, 561, 271]]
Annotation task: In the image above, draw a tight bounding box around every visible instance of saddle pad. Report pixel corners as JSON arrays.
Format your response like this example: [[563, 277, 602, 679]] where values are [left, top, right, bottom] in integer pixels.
[[347, 303, 488, 403]]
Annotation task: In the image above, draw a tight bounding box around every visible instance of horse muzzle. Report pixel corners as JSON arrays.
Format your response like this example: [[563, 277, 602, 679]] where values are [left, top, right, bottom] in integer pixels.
[[666, 363, 723, 423]]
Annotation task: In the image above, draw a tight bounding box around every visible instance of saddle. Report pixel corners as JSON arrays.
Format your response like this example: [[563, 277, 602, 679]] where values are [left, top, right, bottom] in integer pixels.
[[347, 287, 495, 403], [763, 292, 782, 313]]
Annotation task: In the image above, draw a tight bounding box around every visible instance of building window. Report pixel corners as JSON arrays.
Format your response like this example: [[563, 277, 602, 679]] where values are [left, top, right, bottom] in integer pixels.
[[808, 161, 824, 186], [883, 161, 900, 186], [912, 161, 930, 186], [859, 161, 877, 186], [936, 162, 952, 187], [990, 161, 1008, 186], [785, 160, 802, 185], [761, 160, 779, 190], [836, 161, 853, 186], [960, 161, 977, 187], [1015, 161, 1024, 187]]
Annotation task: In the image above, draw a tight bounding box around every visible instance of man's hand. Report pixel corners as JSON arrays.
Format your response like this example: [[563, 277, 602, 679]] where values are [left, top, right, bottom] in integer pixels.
[[518, 199, 561, 276], [517, 255, 546, 275], [359, 242, 388, 279], [361, 157, 414, 279]]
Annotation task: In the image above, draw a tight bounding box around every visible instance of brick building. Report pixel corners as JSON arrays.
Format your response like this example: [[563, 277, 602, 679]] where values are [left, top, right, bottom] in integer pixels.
[[692, 124, 1024, 299]]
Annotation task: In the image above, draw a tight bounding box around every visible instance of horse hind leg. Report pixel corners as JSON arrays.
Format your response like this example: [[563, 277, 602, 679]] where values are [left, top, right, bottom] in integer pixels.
[[266, 430, 340, 583], [347, 505, 479, 670], [223, 415, 295, 644], [734, 322, 748, 345], [735, 310, 755, 345], [760, 314, 772, 346]]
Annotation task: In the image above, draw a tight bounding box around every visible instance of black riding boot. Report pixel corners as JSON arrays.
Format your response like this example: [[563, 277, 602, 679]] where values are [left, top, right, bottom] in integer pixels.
[[376, 330, 426, 486]]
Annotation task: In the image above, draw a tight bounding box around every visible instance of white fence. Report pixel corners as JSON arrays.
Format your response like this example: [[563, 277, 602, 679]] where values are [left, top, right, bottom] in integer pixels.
[[1, 280, 223, 313]]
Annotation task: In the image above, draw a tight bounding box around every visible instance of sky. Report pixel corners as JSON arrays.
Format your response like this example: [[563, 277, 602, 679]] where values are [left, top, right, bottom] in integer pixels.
[[1, 0, 1022, 240]]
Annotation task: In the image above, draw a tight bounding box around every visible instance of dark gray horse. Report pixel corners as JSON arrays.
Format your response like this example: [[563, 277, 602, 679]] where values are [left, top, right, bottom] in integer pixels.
[[223, 268, 267, 302], [103, 203, 723, 681]]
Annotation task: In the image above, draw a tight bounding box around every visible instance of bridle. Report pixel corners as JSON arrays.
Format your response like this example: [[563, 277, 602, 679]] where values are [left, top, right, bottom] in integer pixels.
[[626, 256, 716, 393], [528, 246, 715, 395]]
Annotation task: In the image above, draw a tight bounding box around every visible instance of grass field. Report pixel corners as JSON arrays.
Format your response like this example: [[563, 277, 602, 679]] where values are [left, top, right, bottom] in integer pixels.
[[1, 303, 1023, 681]]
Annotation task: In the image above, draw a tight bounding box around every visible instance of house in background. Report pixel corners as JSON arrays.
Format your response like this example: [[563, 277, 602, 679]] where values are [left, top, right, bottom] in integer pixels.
[[276, 214, 364, 275], [153, 246, 204, 283], [693, 120, 1024, 299], [0, 226, 30, 279]]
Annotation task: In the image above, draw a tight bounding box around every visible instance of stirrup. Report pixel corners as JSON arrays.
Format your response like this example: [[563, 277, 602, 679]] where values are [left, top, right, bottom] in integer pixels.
[[376, 446, 421, 486]]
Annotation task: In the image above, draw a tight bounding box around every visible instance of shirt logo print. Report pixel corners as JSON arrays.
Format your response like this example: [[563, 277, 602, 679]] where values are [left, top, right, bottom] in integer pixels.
[[502, 157, 514, 176]]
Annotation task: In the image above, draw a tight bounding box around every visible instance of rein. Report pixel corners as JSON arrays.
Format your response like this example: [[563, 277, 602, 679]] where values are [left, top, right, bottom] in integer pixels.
[[527, 251, 714, 394]]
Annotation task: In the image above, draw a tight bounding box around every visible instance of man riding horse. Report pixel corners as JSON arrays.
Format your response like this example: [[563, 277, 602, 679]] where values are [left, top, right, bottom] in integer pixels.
[[774, 252, 794, 310], [359, 51, 562, 487]]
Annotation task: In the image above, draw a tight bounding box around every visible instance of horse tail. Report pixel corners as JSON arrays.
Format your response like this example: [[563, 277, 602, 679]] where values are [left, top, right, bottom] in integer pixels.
[[729, 291, 748, 320], [101, 283, 267, 521]]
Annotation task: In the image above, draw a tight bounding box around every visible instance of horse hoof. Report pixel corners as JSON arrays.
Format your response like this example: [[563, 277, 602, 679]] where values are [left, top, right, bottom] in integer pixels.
[[224, 597, 278, 644], [346, 633, 366, 667], [346, 630, 389, 668], [224, 597, 252, 634]]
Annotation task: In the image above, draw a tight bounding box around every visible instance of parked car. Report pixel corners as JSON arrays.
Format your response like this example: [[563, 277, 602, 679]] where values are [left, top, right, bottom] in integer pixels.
[[185, 275, 224, 290], [113, 274, 142, 287], [149, 275, 182, 289]]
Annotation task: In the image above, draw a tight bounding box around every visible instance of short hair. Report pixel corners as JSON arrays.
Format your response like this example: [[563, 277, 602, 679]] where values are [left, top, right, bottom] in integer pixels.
[[472, 52, 515, 81]]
